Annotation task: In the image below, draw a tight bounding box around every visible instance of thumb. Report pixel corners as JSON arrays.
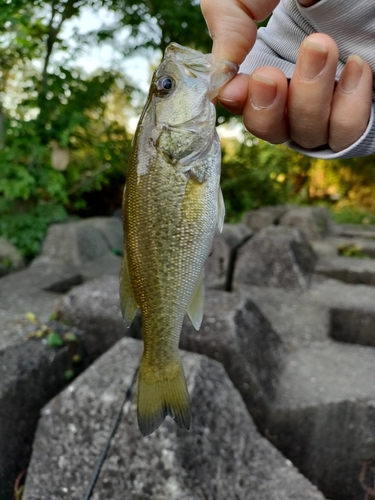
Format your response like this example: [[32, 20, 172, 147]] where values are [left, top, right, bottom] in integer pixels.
[[201, 0, 279, 64]]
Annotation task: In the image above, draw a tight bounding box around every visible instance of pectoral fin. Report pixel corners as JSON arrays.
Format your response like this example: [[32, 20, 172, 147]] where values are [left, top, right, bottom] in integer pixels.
[[119, 248, 139, 326], [186, 269, 204, 330], [217, 187, 225, 232]]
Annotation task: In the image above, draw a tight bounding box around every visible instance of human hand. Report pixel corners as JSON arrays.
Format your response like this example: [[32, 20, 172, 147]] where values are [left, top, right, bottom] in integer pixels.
[[201, 0, 280, 64], [201, 0, 374, 153], [220, 33, 373, 152]]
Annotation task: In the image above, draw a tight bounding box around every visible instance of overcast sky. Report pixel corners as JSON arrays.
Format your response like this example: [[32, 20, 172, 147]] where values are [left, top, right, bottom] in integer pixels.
[[60, 5, 155, 93]]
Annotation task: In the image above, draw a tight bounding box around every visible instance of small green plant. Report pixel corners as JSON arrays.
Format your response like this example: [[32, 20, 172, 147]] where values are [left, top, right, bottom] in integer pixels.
[[14, 470, 25, 500], [72, 353, 82, 364], [0, 257, 13, 277], [64, 369, 75, 381], [112, 247, 123, 256], [15, 485, 24, 500], [46, 331, 64, 347], [26, 313, 84, 383], [48, 311, 59, 321], [337, 244, 369, 258], [0, 257, 12, 269], [63, 332, 78, 343]]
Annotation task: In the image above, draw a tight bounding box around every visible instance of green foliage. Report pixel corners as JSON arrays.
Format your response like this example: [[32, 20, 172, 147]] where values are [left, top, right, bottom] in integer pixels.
[[63, 331, 78, 342], [330, 208, 375, 226], [46, 331, 64, 348], [72, 353, 82, 363], [15, 484, 24, 500], [337, 244, 369, 259], [0, 70, 132, 209], [0, 123, 67, 203], [64, 369, 75, 380], [0, 203, 69, 258], [0, 0, 214, 260], [93, 0, 211, 54], [221, 134, 314, 221], [2, 0, 375, 265], [0, 0, 135, 251], [257, 15, 272, 29], [112, 247, 123, 256]]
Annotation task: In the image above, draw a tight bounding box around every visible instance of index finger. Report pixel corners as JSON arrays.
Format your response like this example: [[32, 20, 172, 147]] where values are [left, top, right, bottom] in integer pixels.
[[201, 0, 279, 64]]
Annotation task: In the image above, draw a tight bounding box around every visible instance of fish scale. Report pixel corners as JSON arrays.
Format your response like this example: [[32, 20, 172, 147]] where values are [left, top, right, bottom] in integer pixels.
[[120, 43, 237, 436]]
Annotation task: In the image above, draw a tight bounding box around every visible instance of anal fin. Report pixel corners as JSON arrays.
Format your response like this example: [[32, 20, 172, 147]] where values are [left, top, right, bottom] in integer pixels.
[[186, 269, 204, 330]]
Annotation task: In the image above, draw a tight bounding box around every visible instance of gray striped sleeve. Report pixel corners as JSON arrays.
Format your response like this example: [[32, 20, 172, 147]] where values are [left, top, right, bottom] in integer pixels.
[[240, 0, 375, 159]]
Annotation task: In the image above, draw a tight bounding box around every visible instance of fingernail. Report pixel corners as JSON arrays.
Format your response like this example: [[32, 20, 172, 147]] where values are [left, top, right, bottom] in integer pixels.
[[340, 54, 364, 93], [250, 74, 277, 109], [219, 97, 242, 109], [300, 41, 329, 80]]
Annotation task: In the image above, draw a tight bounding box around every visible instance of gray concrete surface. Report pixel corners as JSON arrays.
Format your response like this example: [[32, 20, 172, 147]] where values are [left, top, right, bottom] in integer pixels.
[[23, 338, 326, 500]]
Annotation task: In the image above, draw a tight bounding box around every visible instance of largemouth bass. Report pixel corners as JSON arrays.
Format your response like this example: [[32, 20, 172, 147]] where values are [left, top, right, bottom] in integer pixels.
[[120, 43, 237, 436]]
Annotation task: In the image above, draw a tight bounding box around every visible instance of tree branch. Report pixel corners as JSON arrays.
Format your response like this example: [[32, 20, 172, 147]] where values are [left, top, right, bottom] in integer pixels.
[[41, 0, 83, 93]]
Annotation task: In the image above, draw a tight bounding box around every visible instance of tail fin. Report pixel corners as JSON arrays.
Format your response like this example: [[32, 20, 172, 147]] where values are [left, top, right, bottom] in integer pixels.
[[137, 356, 191, 436]]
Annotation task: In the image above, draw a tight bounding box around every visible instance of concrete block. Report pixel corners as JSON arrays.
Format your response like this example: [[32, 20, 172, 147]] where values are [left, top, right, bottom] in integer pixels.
[[316, 256, 375, 286], [266, 342, 375, 500], [233, 226, 317, 290], [242, 205, 287, 232], [23, 338, 325, 500], [280, 206, 333, 241], [0, 323, 86, 499], [57, 276, 134, 360], [181, 290, 285, 424]]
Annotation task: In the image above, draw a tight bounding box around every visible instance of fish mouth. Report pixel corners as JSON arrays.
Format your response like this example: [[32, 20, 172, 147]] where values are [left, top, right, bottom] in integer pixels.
[[164, 43, 238, 98], [165, 43, 216, 74], [209, 60, 239, 98]]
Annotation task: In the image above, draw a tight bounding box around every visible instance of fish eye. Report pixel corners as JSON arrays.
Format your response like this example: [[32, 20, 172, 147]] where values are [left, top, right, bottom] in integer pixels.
[[156, 75, 175, 96]]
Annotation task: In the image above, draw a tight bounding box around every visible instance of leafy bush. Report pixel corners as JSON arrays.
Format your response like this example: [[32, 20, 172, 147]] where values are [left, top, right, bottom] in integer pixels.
[[0, 76, 132, 260], [221, 135, 313, 221], [330, 208, 375, 226], [0, 202, 69, 259]]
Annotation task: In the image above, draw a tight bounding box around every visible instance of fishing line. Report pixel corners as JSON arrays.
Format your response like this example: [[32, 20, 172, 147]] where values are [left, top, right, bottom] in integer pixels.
[[83, 366, 139, 500]]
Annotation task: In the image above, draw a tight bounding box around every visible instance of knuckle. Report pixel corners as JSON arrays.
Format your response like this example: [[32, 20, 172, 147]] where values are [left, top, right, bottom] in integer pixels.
[[329, 119, 364, 152], [245, 118, 286, 144], [291, 128, 328, 149], [289, 108, 329, 149]]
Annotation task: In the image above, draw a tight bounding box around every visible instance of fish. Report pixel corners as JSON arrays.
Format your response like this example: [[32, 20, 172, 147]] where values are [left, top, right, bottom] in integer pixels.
[[120, 42, 237, 436]]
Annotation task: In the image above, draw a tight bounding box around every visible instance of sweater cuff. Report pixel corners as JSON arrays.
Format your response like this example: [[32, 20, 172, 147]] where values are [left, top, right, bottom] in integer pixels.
[[285, 105, 375, 159]]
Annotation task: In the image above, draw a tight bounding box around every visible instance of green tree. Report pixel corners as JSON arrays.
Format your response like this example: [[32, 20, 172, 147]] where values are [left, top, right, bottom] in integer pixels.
[[3, 0, 374, 258], [119, 0, 211, 54], [221, 133, 316, 221], [0, 0, 137, 256]]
